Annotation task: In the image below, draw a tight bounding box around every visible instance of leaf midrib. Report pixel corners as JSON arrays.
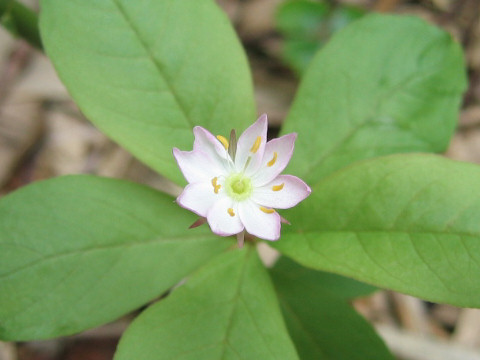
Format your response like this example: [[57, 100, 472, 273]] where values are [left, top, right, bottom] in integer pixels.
[[218, 250, 283, 360], [297, 68, 440, 179], [0, 234, 221, 280], [279, 296, 330, 360], [111, 0, 194, 128]]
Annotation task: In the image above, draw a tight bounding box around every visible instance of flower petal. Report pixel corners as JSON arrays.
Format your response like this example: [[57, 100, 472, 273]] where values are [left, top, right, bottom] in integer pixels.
[[207, 196, 244, 236], [252, 174, 311, 209], [193, 126, 231, 164], [173, 148, 226, 183], [238, 200, 281, 241], [251, 133, 297, 186], [235, 114, 268, 174], [176, 181, 220, 217]]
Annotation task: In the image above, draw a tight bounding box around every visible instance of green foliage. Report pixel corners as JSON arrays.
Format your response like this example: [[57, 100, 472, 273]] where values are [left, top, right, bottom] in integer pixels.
[[0, 176, 230, 340], [39, 0, 256, 185], [276, 0, 365, 75], [0, 0, 42, 48], [115, 247, 299, 360], [271, 257, 393, 360], [272, 257, 376, 300], [282, 14, 466, 183], [0, 2, 475, 358], [274, 155, 480, 307]]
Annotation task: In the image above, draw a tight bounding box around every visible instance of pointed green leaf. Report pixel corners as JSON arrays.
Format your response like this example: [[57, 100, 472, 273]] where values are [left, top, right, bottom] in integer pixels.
[[271, 258, 393, 360], [282, 14, 466, 183], [0, 176, 230, 340], [115, 247, 299, 360], [274, 155, 480, 307], [39, 0, 256, 185]]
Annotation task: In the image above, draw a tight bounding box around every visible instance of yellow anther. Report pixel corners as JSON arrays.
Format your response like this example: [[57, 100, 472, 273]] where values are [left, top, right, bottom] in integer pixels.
[[211, 177, 221, 194], [260, 206, 275, 214], [272, 183, 284, 191], [216, 135, 229, 150], [250, 136, 262, 153], [228, 208, 235, 217], [267, 152, 278, 167]]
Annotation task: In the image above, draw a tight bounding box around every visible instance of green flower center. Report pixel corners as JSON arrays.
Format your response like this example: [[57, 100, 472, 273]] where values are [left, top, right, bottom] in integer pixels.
[[225, 173, 252, 201]]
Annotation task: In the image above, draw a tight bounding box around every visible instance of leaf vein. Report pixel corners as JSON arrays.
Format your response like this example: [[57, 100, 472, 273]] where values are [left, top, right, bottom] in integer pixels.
[[111, 0, 194, 128]]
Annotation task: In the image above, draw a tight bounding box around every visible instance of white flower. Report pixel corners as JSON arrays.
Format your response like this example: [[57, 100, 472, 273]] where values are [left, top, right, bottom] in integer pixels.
[[173, 114, 311, 242]]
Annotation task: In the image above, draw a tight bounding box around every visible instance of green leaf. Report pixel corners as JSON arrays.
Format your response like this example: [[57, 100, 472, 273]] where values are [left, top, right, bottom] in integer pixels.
[[0, 0, 42, 49], [273, 155, 480, 307], [276, 0, 330, 38], [115, 247, 299, 360], [283, 39, 323, 76], [0, 176, 230, 340], [271, 258, 393, 360], [282, 14, 466, 183], [272, 257, 376, 301], [275, 1, 364, 75], [39, 0, 256, 185]]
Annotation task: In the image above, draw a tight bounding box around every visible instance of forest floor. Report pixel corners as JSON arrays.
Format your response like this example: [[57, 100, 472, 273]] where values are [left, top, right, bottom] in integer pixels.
[[1, 0, 480, 359]]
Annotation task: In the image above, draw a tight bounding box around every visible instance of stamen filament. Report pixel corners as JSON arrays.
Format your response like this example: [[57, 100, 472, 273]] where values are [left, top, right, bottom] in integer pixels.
[[243, 156, 252, 172], [216, 135, 229, 150], [272, 183, 284, 191], [260, 206, 275, 214], [267, 152, 277, 167], [228, 208, 235, 217], [229, 129, 237, 161], [250, 136, 262, 153]]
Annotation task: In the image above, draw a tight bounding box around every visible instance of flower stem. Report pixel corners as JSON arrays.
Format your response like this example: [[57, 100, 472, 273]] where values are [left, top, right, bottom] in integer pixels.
[[236, 231, 245, 248]]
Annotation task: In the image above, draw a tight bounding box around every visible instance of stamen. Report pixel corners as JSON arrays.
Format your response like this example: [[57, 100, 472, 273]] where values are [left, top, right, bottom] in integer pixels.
[[228, 208, 235, 217], [243, 156, 252, 172], [229, 129, 237, 161], [260, 206, 275, 214], [267, 152, 278, 167], [211, 177, 221, 194], [216, 135, 229, 150], [250, 136, 261, 153], [272, 183, 284, 191]]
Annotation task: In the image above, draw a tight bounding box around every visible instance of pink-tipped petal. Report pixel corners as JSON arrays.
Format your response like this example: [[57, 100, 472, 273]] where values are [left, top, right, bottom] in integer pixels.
[[235, 114, 268, 174], [193, 126, 230, 163], [252, 133, 297, 186], [238, 200, 281, 241], [206, 197, 244, 236], [252, 174, 311, 209], [173, 148, 226, 183], [177, 181, 221, 217]]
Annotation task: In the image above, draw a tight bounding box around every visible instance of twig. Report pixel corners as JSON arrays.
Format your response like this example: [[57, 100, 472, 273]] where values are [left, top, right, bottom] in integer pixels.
[[453, 308, 480, 348], [377, 325, 480, 360], [374, 0, 402, 12], [0, 342, 17, 360]]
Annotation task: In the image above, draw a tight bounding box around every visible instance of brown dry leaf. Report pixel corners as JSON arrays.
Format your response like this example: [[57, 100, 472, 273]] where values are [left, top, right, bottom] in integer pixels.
[[453, 309, 480, 348], [0, 99, 44, 188], [238, 0, 283, 40], [446, 129, 480, 164], [0, 341, 17, 360]]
